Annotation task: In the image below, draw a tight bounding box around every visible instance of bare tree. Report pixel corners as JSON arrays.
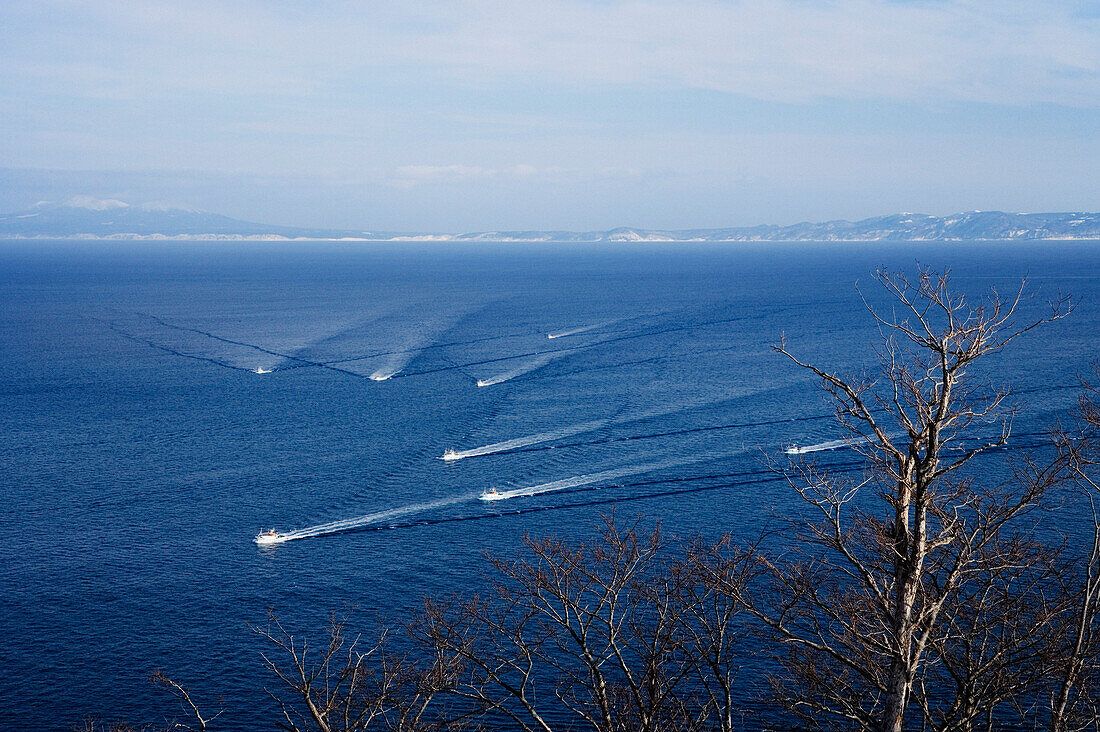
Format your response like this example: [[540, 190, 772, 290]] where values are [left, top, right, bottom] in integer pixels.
[[151, 670, 222, 731], [88, 268, 1100, 732], [73, 720, 144, 732], [915, 527, 1069, 732], [413, 516, 758, 732], [1046, 375, 1100, 732], [757, 268, 1071, 732], [253, 611, 454, 732], [74, 673, 219, 732], [678, 536, 765, 732]]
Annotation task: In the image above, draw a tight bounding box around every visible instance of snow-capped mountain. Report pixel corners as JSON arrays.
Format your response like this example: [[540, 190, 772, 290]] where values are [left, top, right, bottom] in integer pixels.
[[450, 212, 1100, 242], [0, 198, 359, 239], [2, 200, 1098, 241]]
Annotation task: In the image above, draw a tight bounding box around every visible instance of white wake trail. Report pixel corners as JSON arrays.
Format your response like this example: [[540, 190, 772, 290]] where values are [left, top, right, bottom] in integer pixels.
[[269, 493, 477, 542], [443, 396, 733, 462], [364, 307, 471, 381], [786, 436, 872, 455], [369, 348, 419, 381], [476, 352, 563, 387], [547, 319, 620, 340], [442, 419, 609, 461], [480, 452, 724, 502]]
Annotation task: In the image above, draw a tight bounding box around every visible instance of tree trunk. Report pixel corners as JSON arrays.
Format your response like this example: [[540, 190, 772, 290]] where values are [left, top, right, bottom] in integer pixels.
[[882, 583, 915, 732], [882, 471, 917, 732]]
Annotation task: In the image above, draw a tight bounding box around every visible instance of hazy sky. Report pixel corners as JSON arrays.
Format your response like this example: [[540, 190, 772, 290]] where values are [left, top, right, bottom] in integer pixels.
[[2, 0, 1098, 231]]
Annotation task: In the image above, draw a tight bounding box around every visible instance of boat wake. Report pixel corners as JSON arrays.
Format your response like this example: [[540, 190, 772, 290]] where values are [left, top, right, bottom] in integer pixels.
[[253, 493, 476, 544], [259, 443, 737, 545], [477, 452, 723, 502], [442, 397, 734, 462], [476, 352, 563, 387], [355, 307, 474, 381], [441, 419, 609, 461], [547, 319, 619, 340], [786, 436, 869, 455]]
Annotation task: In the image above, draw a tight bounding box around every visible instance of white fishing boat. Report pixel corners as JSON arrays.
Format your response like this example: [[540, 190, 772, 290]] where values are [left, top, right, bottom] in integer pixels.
[[253, 366, 273, 374], [479, 488, 506, 501], [441, 449, 460, 461], [254, 529, 286, 545]]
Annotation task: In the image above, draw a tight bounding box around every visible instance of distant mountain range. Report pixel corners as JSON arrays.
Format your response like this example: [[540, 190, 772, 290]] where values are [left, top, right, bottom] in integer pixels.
[[0, 197, 358, 240], [3, 198, 1100, 242]]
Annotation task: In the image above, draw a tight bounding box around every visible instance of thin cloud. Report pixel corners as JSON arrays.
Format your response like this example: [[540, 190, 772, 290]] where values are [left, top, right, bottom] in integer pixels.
[[7, 0, 1099, 106], [388, 164, 642, 188], [2, 1, 1098, 229]]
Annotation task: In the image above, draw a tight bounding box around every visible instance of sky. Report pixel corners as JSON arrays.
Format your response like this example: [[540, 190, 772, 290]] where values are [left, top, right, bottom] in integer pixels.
[[1, 0, 1098, 231]]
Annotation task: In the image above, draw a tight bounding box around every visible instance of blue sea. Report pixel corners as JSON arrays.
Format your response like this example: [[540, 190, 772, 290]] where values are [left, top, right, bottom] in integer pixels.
[[1, 239, 1097, 729]]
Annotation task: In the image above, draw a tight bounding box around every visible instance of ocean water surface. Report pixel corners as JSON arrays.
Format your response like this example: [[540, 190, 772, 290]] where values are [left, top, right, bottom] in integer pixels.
[[1, 239, 1097, 728]]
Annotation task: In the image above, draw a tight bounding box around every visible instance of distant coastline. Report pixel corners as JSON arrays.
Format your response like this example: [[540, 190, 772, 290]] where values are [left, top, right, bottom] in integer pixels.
[[6, 233, 1100, 243], [2, 199, 1099, 242]]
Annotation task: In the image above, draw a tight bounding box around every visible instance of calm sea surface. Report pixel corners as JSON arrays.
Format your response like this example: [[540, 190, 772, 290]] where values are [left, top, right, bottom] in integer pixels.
[[1, 239, 1097, 729]]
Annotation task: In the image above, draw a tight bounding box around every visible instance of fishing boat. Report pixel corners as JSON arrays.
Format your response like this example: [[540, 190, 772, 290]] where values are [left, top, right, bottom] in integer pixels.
[[254, 529, 285, 545], [479, 488, 506, 501], [253, 366, 273, 374]]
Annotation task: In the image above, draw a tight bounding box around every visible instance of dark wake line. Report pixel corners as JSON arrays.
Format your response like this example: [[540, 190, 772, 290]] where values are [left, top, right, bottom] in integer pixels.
[[321, 328, 546, 365], [113, 306, 1093, 401], [98, 319, 253, 373], [132, 305, 676, 375], [393, 312, 763, 379], [307, 438, 1056, 540], [1013, 383, 1083, 397], [325, 465, 865, 538], [320, 309, 670, 365], [135, 312, 367, 378], [538, 341, 759, 381], [438, 351, 478, 382], [126, 308, 721, 383], [464, 412, 837, 459]]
